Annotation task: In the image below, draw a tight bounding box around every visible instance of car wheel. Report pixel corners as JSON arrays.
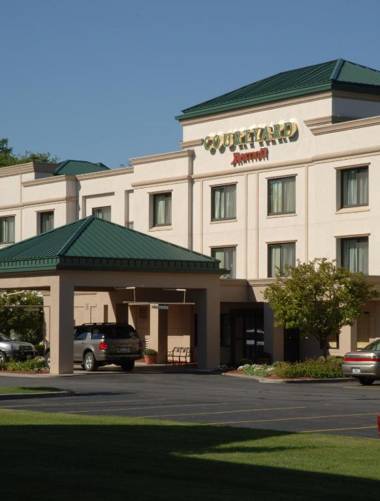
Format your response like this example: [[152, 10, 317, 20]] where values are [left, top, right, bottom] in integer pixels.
[[0, 351, 7, 366], [83, 351, 97, 372], [358, 377, 375, 386], [120, 360, 135, 372]]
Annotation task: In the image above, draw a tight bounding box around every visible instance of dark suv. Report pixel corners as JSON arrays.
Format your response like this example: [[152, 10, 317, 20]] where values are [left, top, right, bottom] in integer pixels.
[[46, 323, 142, 372]]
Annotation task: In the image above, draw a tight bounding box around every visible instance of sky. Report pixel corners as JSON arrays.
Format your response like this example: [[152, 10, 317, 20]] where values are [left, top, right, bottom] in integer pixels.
[[1, 0, 380, 167]]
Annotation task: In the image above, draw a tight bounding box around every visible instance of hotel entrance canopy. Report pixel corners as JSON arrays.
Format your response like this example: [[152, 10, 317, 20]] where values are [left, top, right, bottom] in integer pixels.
[[0, 215, 220, 274], [0, 216, 221, 374]]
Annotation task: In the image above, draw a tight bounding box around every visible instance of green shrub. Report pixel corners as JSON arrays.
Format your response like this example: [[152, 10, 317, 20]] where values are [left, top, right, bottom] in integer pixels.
[[144, 348, 157, 356], [241, 364, 274, 377], [240, 357, 343, 379], [2, 357, 47, 373], [272, 357, 343, 379]]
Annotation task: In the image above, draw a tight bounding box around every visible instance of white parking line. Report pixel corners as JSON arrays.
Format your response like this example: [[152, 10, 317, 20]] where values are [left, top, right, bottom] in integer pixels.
[[140, 405, 307, 419], [343, 385, 380, 390], [0, 400, 240, 411], [209, 412, 377, 426], [300, 425, 378, 434]]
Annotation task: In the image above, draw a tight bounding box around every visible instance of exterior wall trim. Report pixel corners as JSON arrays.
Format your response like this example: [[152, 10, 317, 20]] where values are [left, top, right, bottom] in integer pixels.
[[129, 149, 194, 166], [181, 139, 203, 149], [0, 196, 77, 211], [307, 114, 380, 135], [132, 175, 191, 189], [248, 278, 276, 286], [82, 192, 115, 200], [0, 162, 55, 178], [23, 175, 76, 187], [76, 166, 134, 180]]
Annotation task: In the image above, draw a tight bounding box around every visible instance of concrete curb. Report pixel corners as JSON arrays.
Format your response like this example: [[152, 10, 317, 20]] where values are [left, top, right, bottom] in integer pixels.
[[0, 390, 73, 401], [222, 372, 355, 384], [0, 372, 52, 378]]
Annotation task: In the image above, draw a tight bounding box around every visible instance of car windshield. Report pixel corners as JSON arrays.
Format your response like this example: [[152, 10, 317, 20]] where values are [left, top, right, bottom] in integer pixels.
[[362, 340, 380, 351], [0, 334, 9, 342], [102, 325, 137, 339]]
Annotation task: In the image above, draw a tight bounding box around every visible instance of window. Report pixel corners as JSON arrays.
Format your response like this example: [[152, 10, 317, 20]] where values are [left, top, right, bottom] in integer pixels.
[[38, 211, 54, 234], [0, 216, 15, 244], [211, 247, 236, 279], [92, 206, 111, 221], [268, 176, 296, 215], [328, 333, 339, 350], [340, 237, 368, 274], [74, 330, 88, 341], [211, 185, 236, 221], [268, 242, 295, 277], [152, 193, 171, 227], [340, 167, 368, 208], [363, 339, 380, 351], [91, 331, 104, 341]]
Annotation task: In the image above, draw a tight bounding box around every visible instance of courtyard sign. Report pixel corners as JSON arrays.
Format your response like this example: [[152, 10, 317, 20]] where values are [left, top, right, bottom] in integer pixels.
[[201, 121, 298, 166]]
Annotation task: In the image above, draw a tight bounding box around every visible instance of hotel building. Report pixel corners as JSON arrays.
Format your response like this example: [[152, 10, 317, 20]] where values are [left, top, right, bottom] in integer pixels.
[[1, 59, 380, 370]]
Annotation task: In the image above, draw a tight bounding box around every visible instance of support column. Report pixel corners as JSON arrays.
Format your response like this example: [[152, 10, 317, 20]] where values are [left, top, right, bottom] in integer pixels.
[[148, 305, 168, 363], [196, 285, 220, 370], [149, 304, 159, 354], [339, 322, 357, 355], [49, 275, 74, 375], [264, 304, 284, 362]]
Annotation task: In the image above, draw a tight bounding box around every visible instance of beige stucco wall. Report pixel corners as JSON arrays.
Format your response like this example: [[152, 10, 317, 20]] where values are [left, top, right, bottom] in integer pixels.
[[4, 93, 380, 282], [78, 169, 134, 226], [2, 91, 380, 361]]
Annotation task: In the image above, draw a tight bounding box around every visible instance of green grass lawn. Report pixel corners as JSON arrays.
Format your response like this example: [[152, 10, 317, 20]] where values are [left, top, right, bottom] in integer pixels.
[[0, 409, 379, 501], [0, 386, 61, 395]]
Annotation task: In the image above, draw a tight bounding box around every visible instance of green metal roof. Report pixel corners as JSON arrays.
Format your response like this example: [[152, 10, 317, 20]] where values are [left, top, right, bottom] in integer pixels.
[[54, 160, 109, 176], [0, 216, 220, 274], [177, 59, 380, 121]]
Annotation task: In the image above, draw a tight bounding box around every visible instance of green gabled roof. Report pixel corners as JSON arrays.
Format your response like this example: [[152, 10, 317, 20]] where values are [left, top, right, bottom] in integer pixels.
[[177, 59, 380, 121], [54, 160, 109, 176], [0, 216, 220, 274]]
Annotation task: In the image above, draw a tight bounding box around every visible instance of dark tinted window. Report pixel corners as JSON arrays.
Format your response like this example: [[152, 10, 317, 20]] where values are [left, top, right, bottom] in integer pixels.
[[363, 340, 380, 351], [74, 330, 88, 341], [102, 325, 136, 339], [0, 334, 9, 342], [91, 329, 104, 341]]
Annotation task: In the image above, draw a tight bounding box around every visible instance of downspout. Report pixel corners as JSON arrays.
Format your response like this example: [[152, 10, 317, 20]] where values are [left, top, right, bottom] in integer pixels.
[[188, 151, 194, 250]]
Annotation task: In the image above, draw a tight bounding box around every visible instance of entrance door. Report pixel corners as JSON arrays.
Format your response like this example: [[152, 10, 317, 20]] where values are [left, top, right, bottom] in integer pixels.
[[284, 328, 300, 362], [226, 306, 264, 365]]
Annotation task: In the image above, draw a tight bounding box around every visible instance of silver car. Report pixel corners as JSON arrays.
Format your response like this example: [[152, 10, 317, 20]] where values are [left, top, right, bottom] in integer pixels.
[[342, 339, 380, 385], [45, 323, 142, 372], [0, 333, 36, 365]]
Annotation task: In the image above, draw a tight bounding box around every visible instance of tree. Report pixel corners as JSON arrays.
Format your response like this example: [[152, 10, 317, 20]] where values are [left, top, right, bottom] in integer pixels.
[[0, 138, 15, 167], [264, 259, 378, 357], [0, 137, 57, 167], [0, 291, 44, 346]]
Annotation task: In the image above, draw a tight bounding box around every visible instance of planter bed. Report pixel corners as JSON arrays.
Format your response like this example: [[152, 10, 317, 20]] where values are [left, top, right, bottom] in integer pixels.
[[223, 369, 352, 383]]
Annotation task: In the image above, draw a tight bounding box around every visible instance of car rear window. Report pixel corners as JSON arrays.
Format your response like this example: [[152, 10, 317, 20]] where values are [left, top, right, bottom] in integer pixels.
[[363, 340, 380, 351], [93, 325, 137, 340]]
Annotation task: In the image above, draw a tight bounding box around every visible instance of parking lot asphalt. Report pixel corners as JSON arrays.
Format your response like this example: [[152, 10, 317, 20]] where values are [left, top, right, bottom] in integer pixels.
[[1, 368, 379, 438]]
